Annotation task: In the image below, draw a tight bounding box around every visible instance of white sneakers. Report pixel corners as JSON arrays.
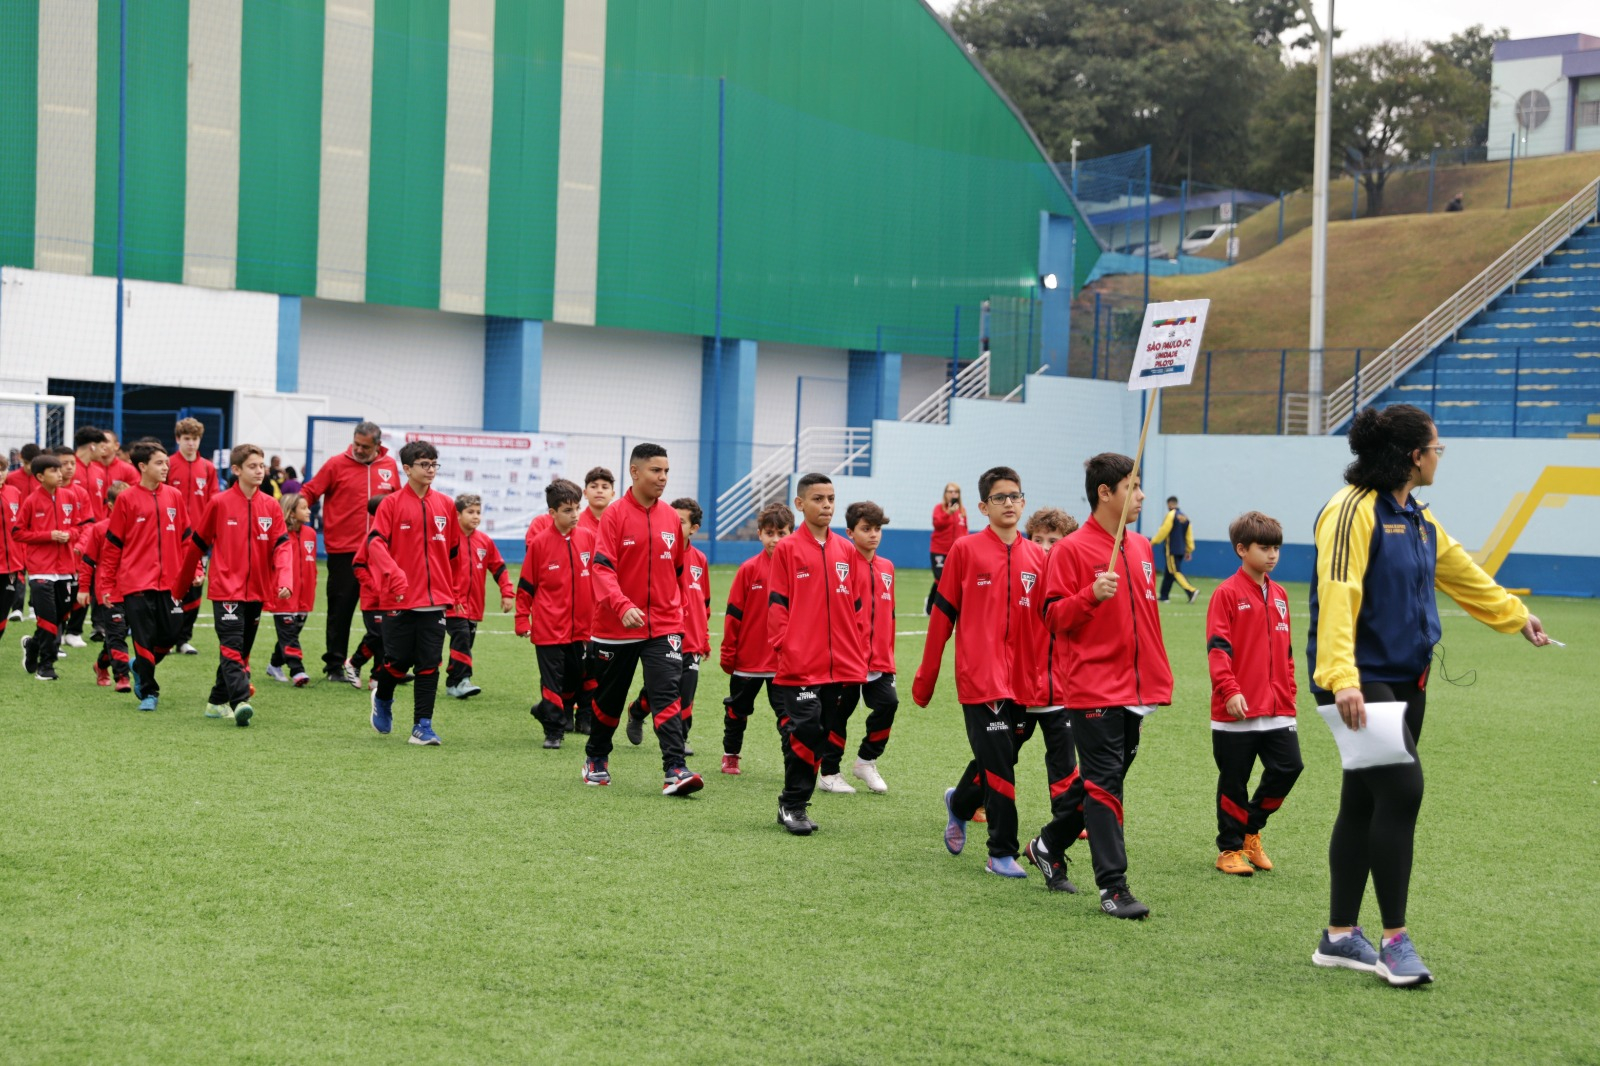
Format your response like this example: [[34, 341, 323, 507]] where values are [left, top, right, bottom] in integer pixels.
[[852, 759, 889, 794], [817, 773, 857, 794], [265, 664, 289, 683], [178, 643, 199, 656], [62, 633, 88, 648]]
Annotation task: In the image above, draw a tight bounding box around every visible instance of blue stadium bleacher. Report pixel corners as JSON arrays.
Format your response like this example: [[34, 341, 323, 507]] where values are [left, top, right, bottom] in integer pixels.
[[1378, 223, 1600, 438]]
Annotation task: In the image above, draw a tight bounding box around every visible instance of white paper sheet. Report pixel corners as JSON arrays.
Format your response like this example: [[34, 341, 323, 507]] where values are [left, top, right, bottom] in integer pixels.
[[1315, 702, 1416, 771]]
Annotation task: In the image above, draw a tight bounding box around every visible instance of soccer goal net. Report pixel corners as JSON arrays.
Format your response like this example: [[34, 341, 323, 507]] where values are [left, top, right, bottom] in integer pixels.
[[0, 392, 76, 457]]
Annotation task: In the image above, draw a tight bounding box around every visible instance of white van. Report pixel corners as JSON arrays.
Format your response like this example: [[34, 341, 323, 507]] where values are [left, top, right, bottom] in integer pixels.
[[1180, 223, 1236, 254]]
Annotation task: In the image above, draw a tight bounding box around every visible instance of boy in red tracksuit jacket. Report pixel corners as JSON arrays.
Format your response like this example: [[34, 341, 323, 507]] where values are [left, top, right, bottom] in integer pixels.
[[176, 445, 293, 726], [820, 501, 899, 796], [912, 467, 1045, 877], [624, 497, 710, 754], [17, 454, 88, 680], [516, 479, 596, 749], [363, 441, 467, 746], [268, 492, 319, 687], [1026, 452, 1173, 921], [168, 417, 220, 653], [349, 496, 395, 685], [97, 443, 192, 709], [78, 483, 133, 691], [1207, 511, 1301, 877], [446, 493, 514, 699], [768, 473, 871, 835], [50, 446, 98, 647], [1, 480, 23, 649], [718, 502, 793, 775], [583, 443, 702, 796]]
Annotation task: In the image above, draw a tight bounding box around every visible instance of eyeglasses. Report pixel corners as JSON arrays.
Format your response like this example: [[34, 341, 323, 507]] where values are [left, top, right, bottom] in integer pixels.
[[1421, 445, 1445, 457], [986, 492, 1025, 504], [411, 461, 440, 470]]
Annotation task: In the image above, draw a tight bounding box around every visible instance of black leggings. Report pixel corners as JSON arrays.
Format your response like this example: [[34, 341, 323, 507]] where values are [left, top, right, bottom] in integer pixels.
[[1328, 679, 1426, 930], [925, 553, 947, 614]]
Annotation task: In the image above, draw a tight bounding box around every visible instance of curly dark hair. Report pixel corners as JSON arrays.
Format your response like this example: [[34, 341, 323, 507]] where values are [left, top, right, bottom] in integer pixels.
[[1343, 404, 1435, 493]]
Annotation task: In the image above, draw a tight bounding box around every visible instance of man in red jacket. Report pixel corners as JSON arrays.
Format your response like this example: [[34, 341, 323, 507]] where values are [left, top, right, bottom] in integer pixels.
[[583, 442, 702, 796], [1023, 452, 1173, 920], [820, 501, 898, 795], [176, 444, 293, 726], [364, 440, 466, 746], [78, 482, 133, 691], [168, 416, 220, 655], [1206, 511, 1301, 877], [300, 421, 402, 684], [624, 497, 709, 755], [98, 442, 192, 711], [768, 473, 870, 834], [913, 467, 1045, 876], [516, 479, 596, 749], [718, 502, 792, 775]]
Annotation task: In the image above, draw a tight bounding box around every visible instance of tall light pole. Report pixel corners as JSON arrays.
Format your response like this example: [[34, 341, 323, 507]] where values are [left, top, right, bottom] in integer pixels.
[[1298, 0, 1332, 434]]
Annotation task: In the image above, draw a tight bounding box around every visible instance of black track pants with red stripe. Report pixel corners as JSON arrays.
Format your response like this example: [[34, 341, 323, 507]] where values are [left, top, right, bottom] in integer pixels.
[[176, 577, 204, 644], [722, 674, 776, 756], [1014, 709, 1079, 820], [445, 617, 476, 686], [208, 600, 263, 708], [822, 673, 899, 774], [27, 577, 73, 670], [585, 636, 687, 774], [1039, 707, 1134, 891], [949, 701, 1025, 860], [534, 640, 586, 736], [1213, 724, 1303, 852], [271, 613, 308, 675], [124, 590, 183, 696], [774, 682, 846, 810], [629, 653, 702, 741], [94, 602, 131, 678], [0, 572, 17, 645], [375, 609, 446, 723], [348, 610, 384, 672]]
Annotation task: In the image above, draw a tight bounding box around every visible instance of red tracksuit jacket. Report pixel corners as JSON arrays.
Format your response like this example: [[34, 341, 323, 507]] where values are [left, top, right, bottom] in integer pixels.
[[364, 488, 467, 611], [721, 549, 777, 675], [913, 527, 1046, 706], [4, 466, 32, 500], [681, 544, 711, 655], [352, 534, 397, 611], [1041, 517, 1174, 710], [100, 483, 191, 599], [860, 551, 897, 675], [1, 483, 23, 573], [457, 528, 513, 622], [167, 453, 219, 526], [77, 519, 110, 599], [280, 525, 320, 613], [591, 490, 684, 642], [578, 506, 604, 538], [70, 463, 108, 522], [178, 486, 293, 603], [930, 504, 969, 554], [1207, 567, 1297, 722], [767, 527, 870, 687], [16, 485, 83, 575], [98, 458, 139, 493], [300, 445, 402, 554], [515, 523, 595, 645]]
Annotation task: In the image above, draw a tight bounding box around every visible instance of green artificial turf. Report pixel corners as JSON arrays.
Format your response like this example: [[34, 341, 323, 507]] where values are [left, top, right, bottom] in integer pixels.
[[3, 566, 1597, 1064]]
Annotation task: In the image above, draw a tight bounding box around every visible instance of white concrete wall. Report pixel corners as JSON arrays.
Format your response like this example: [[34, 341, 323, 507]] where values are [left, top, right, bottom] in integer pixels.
[[756, 341, 847, 438], [235, 390, 330, 471], [831, 374, 1144, 530], [898, 352, 952, 417], [298, 297, 484, 431], [0, 266, 279, 393], [540, 322, 703, 501], [1488, 56, 1569, 160]]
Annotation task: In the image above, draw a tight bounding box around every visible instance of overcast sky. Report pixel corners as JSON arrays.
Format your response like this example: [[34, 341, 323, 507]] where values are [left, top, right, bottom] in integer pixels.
[[925, 0, 1594, 54]]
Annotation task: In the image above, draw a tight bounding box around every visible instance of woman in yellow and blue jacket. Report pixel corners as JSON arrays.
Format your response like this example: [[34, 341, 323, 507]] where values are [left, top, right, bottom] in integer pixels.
[[1306, 404, 1550, 988]]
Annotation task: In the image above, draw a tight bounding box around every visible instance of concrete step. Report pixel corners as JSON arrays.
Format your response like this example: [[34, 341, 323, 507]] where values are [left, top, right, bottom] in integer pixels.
[[1457, 325, 1600, 342], [1493, 294, 1600, 310], [1480, 309, 1600, 325]]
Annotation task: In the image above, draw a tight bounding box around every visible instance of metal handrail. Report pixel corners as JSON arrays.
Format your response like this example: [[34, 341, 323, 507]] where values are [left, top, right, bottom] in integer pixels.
[[715, 446, 794, 537], [902, 352, 992, 424], [1322, 175, 1600, 433], [1001, 364, 1050, 402]]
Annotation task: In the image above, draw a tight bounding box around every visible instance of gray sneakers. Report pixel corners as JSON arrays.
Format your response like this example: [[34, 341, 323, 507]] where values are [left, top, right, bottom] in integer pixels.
[[1312, 927, 1379, 972], [1375, 932, 1433, 987]]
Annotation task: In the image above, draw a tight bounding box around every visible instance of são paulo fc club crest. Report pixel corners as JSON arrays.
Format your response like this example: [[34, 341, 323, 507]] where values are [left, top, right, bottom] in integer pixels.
[[690, 565, 704, 582], [1274, 597, 1287, 619], [433, 516, 446, 532], [476, 547, 486, 560], [1142, 560, 1154, 582], [835, 561, 851, 582], [222, 602, 239, 620], [62, 503, 74, 517], [1020, 572, 1037, 594], [196, 478, 206, 491], [880, 572, 893, 593], [378, 469, 392, 483], [166, 507, 177, 521], [660, 530, 676, 549], [257, 516, 273, 533], [580, 551, 591, 566], [668, 635, 682, 653]]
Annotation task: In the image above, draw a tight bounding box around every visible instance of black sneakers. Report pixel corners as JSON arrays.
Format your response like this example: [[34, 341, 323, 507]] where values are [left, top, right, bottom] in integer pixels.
[[1099, 885, 1150, 920], [1023, 837, 1077, 893], [625, 703, 645, 745], [777, 805, 817, 835]]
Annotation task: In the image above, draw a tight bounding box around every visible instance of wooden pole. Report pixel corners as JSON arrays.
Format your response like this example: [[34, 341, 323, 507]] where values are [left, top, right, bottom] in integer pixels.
[[1108, 389, 1155, 570]]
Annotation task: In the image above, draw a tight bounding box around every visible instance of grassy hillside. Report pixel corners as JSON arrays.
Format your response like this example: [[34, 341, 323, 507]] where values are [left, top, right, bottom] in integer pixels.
[[1127, 202, 1576, 434]]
